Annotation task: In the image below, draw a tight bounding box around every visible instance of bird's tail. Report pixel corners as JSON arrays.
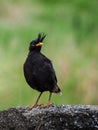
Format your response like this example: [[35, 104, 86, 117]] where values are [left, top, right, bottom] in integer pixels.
[[53, 84, 62, 95]]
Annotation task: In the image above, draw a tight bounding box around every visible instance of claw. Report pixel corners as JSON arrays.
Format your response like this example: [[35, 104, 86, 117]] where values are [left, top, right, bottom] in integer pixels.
[[38, 104, 44, 108], [28, 104, 37, 110], [44, 102, 52, 108], [28, 104, 44, 110]]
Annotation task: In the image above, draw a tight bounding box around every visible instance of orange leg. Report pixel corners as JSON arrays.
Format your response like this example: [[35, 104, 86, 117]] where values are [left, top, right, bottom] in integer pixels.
[[28, 92, 43, 110]]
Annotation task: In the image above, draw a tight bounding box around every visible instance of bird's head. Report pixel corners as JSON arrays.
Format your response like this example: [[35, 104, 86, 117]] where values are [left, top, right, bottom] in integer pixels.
[[29, 33, 46, 52]]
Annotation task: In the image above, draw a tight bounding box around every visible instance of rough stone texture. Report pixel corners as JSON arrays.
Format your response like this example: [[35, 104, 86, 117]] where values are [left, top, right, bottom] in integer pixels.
[[0, 105, 98, 130]]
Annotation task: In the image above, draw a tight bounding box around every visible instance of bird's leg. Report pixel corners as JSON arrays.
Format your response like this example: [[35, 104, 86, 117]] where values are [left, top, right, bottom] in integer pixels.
[[46, 92, 52, 107], [34, 92, 43, 106], [28, 92, 43, 110]]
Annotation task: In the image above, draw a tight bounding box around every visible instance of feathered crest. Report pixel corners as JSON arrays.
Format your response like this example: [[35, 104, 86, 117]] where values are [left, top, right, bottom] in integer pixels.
[[29, 33, 46, 49], [36, 33, 46, 43]]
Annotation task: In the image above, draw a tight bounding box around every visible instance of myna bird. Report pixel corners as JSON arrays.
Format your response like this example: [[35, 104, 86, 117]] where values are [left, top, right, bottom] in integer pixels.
[[23, 33, 61, 109]]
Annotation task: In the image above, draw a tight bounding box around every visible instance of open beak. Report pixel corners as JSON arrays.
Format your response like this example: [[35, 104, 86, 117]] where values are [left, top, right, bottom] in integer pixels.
[[36, 42, 43, 47]]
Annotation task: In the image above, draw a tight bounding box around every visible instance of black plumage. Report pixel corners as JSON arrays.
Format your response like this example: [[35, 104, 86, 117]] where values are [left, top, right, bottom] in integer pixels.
[[23, 33, 61, 109]]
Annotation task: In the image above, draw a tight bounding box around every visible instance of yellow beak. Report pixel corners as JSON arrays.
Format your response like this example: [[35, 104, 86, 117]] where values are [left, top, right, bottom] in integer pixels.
[[36, 42, 43, 47]]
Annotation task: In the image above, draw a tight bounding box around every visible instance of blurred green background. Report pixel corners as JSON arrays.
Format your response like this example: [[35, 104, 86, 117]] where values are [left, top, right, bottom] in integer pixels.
[[0, 0, 98, 110]]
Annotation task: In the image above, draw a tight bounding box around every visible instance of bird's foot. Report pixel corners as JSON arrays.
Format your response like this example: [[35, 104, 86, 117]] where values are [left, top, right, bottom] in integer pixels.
[[28, 104, 44, 110], [44, 102, 52, 108], [37, 104, 44, 108]]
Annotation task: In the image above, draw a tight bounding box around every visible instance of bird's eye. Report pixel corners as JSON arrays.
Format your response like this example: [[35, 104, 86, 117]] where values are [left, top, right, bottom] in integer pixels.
[[31, 44, 35, 47], [29, 43, 35, 51]]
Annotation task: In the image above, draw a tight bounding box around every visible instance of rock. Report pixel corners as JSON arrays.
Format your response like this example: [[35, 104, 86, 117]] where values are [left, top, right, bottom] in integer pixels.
[[0, 105, 98, 130]]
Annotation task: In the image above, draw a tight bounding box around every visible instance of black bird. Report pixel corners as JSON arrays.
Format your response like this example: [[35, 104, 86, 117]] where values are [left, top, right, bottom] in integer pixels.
[[23, 33, 61, 109]]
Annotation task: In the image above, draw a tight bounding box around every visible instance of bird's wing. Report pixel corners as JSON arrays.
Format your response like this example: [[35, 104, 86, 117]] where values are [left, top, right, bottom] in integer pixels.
[[33, 57, 57, 86]]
